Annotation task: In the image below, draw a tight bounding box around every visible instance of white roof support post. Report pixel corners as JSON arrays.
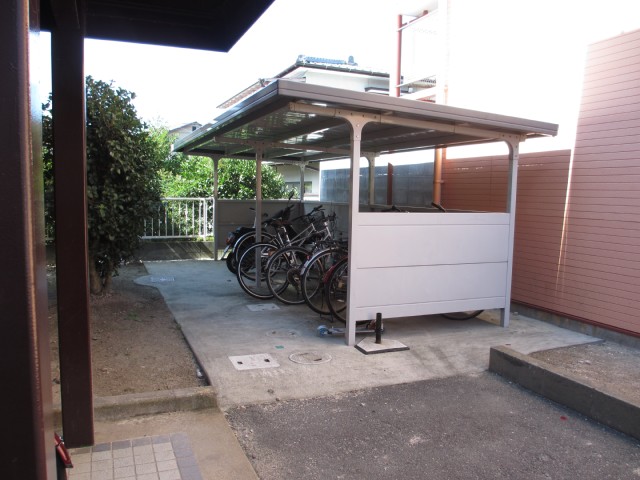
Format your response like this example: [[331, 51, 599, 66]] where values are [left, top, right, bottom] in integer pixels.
[[299, 163, 306, 202], [255, 148, 264, 241], [212, 155, 221, 260], [501, 139, 520, 328], [345, 117, 373, 346], [254, 148, 265, 287]]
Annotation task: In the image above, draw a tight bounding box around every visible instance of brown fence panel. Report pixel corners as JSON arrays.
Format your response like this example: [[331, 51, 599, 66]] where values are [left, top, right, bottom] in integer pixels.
[[441, 29, 640, 337], [558, 29, 640, 336], [442, 149, 572, 324]]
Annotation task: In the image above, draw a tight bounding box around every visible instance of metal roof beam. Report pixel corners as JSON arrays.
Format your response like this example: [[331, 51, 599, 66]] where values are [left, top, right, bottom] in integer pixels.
[[274, 117, 342, 144], [288, 102, 527, 143], [207, 135, 374, 159]]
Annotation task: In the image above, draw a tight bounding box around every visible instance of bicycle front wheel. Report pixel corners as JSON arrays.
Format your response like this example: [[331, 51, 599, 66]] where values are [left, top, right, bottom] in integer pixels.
[[266, 246, 309, 305], [324, 256, 348, 323], [301, 247, 346, 315], [236, 242, 279, 299], [226, 248, 239, 273], [441, 310, 484, 320], [231, 231, 275, 273]]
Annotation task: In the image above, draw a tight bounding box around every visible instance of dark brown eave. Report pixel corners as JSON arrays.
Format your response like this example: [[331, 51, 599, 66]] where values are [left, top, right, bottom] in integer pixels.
[[41, 0, 276, 51]]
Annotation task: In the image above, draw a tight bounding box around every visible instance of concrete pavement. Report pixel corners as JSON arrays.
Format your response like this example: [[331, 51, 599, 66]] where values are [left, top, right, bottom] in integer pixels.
[[136, 259, 600, 409]]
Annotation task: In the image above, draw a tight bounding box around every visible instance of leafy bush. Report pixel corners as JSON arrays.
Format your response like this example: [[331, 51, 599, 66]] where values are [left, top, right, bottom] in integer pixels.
[[43, 77, 164, 294]]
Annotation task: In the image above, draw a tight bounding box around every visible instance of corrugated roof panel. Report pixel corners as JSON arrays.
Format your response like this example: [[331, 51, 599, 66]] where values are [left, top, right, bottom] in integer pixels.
[[174, 79, 558, 161]]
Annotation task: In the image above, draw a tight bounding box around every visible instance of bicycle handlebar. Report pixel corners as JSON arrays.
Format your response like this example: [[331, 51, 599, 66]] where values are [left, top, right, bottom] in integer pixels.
[[265, 204, 295, 222], [249, 203, 327, 228], [430, 201, 446, 213]]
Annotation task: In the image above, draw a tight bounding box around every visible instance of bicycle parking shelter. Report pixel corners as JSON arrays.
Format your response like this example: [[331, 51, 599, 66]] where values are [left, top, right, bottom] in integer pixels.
[[174, 79, 558, 346]]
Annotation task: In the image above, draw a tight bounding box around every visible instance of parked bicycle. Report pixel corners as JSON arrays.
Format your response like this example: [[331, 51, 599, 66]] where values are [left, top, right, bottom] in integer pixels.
[[235, 205, 329, 299], [324, 255, 349, 322], [224, 192, 296, 274], [299, 241, 348, 315], [264, 213, 338, 305]]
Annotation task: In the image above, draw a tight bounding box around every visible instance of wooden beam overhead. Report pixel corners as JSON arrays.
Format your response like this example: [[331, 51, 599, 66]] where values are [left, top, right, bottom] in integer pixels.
[[48, 0, 83, 30], [41, 0, 275, 51]]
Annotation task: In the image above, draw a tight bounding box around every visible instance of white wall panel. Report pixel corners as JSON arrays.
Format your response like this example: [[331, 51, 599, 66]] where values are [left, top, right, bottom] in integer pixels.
[[354, 223, 509, 268], [351, 297, 506, 321], [348, 211, 510, 322], [351, 262, 507, 306]]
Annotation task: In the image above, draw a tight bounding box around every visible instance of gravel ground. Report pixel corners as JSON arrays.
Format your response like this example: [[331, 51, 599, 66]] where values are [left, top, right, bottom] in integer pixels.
[[48, 261, 207, 401]]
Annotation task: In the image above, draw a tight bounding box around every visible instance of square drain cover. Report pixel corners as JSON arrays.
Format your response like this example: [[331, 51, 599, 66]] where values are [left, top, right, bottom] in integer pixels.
[[246, 303, 280, 312], [229, 353, 280, 371]]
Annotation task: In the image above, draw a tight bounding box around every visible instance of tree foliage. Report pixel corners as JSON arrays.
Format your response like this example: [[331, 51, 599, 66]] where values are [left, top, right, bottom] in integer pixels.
[[148, 127, 214, 197], [154, 129, 288, 200], [217, 159, 287, 200], [42, 99, 55, 240], [43, 77, 164, 294], [160, 154, 215, 198]]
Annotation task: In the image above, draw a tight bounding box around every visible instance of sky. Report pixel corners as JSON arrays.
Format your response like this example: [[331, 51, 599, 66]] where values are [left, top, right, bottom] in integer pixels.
[[38, 0, 403, 128], [36, 0, 640, 149]]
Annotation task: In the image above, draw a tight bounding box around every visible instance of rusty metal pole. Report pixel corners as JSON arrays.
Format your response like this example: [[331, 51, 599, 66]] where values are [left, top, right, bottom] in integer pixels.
[[393, 15, 403, 97], [433, 149, 443, 204], [366, 155, 376, 207], [387, 163, 394, 205], [51, 1, 95, 447]]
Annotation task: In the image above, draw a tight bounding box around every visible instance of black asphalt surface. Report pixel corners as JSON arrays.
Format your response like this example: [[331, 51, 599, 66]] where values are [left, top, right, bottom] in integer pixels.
[[226, 372, 640, 480]]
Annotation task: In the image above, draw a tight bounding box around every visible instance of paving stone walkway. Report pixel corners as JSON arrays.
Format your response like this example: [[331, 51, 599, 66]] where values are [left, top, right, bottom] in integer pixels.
[[67, 433, 203, 480]]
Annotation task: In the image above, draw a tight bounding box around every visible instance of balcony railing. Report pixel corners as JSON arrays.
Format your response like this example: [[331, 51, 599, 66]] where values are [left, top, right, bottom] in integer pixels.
[[143, 197, 214, 240]]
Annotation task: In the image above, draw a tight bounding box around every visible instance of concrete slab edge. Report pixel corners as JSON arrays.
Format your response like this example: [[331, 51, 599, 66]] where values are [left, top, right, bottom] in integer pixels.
[[53, 386, 217, 426], [511, 302, 640, 349], [489, 345, 640, 441]]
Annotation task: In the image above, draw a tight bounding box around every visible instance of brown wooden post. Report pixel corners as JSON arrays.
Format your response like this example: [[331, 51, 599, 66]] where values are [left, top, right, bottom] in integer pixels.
[[1, 0, 57, 477], [51, 0, 95, 447]]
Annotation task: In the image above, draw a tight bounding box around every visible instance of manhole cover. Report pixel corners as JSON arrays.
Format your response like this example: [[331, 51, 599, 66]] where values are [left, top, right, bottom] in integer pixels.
[[149, 276, 175, 283], [229, 353, 280, 371], [289, 351, 332, 365], [247, 303, 280, 312], [266, 329, 299, 338]]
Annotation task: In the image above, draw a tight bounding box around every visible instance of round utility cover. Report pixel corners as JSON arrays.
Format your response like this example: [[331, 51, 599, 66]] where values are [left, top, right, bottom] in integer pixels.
[[289, 351, 332, 365]]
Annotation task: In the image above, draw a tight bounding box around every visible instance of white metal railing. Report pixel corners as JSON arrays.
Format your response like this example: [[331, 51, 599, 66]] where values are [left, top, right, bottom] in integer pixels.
[[143, 197, 214, 240]]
